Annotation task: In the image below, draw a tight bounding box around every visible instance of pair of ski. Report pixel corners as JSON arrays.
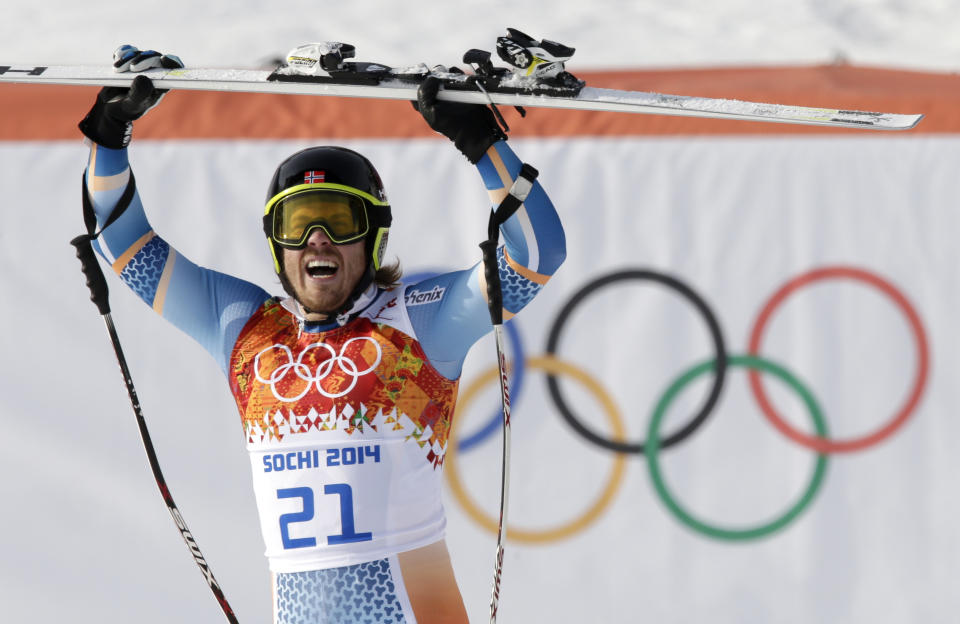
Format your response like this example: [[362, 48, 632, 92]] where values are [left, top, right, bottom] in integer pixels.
[[0, 28, 923, 130]]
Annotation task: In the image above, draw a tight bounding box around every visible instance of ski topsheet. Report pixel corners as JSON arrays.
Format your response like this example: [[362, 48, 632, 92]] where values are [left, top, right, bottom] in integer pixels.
[[0, 48, 924, 131]]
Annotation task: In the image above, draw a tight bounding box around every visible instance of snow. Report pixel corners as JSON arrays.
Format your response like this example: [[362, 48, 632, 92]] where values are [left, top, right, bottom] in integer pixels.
[[2, 0, 960, 72]]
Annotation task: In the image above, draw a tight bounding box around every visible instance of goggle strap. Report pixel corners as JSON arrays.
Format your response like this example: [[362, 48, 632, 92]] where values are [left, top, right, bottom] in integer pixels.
[[269, 240, 282, 274], [371, 227, 389, 271]]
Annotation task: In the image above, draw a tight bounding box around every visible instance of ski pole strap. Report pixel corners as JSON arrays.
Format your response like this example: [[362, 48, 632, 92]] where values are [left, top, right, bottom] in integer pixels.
[[480, 163, 539, 326], [81, 169, 138, 237], [72, 170, 138, 316], [487, 163, 538, 240]]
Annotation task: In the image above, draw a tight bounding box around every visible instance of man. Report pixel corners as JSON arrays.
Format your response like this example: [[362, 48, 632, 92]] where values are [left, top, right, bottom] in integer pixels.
[[78, 46, 565, 623]]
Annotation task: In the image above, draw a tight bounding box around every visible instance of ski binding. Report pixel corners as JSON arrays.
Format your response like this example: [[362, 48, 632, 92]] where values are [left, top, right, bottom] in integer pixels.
[[0, 27, 925, 131]]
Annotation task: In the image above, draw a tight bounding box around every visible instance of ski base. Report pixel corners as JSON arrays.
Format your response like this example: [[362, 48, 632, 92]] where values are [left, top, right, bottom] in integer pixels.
[[0, 63, 924, 131]]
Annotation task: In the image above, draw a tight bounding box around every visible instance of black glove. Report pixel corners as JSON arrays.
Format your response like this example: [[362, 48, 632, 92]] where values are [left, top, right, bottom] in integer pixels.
[[78, 46, 184, 149], [78, 75, 165, 148], [414, 75, 507, 164]]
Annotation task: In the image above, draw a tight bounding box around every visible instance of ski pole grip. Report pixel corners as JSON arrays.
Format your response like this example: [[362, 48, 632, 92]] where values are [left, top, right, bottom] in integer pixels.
[[479, 239, 504, 326], [70, 234, 111, 315]]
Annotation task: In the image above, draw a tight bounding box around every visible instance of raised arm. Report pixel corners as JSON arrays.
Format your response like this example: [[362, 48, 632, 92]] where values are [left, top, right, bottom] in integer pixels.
[[78, 47, 270, 375], [405, 77, 566, 379]]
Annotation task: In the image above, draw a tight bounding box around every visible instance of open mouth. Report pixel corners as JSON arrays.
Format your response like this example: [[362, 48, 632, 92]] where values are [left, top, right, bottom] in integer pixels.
[[305, 258, 339, 279]]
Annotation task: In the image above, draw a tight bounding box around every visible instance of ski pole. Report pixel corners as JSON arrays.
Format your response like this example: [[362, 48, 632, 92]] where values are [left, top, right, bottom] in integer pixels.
[[70, 233, 239, 624], [478, 248, 512, 624], [478, 163, 538, 624]]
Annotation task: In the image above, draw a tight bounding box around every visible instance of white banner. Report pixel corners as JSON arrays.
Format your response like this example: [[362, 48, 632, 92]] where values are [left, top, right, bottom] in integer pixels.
[[1, 135, 956, 622]]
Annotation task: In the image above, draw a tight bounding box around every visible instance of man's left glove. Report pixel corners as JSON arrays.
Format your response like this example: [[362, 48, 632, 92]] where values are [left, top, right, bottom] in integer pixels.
[[78, 46, 184, 149], [414, 75, 507, 164]]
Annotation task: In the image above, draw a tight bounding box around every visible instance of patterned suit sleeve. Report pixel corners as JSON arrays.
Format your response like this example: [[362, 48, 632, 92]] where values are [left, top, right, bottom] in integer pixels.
[[406, 140, 566, 380], [83, 142, 270, 375]]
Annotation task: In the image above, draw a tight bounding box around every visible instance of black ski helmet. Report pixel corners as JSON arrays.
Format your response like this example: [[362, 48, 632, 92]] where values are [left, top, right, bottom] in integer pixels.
[[263, 146, 392, 309]]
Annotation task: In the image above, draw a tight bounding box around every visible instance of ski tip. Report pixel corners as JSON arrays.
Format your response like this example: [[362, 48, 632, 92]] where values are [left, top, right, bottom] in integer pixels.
[[880, 113, 924, 131], [830, 110, 926, 131]]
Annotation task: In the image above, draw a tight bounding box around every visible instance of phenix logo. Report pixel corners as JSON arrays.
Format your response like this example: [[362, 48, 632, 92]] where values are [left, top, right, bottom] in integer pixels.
[[404, 285, 445, 306]]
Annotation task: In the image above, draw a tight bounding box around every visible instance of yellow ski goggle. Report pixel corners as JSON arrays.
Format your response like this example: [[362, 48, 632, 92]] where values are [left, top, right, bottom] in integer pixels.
[[264, 183, 386, 248]]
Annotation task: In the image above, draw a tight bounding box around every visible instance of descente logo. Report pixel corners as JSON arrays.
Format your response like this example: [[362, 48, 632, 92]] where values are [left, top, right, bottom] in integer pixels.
[[405, 285, 445, 306]]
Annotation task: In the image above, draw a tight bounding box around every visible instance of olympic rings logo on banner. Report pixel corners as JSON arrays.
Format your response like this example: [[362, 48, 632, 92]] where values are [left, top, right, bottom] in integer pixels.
[[254, 337, 382, 402], [445, 356, 628, 544], [441, 265, 930, 543]]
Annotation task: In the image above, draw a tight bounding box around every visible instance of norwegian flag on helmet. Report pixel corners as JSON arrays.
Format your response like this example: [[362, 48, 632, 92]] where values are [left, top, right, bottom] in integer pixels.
[[304, 170, 325, 184]]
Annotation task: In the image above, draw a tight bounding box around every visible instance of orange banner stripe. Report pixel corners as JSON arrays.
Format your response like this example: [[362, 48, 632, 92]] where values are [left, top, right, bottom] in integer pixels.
[[2, 64, 958, 140]]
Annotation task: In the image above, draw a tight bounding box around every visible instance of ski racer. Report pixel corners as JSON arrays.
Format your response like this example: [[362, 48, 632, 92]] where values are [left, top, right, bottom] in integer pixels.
[[77, 46, 565, 623]]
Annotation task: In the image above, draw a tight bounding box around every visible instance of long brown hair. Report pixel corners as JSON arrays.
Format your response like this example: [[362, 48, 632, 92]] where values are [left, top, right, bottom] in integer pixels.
[[374, 259, 403, 289]]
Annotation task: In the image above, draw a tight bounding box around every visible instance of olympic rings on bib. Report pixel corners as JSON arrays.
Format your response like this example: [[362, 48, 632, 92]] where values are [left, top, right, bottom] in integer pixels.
[[254, 337, 382, 402], [445, 355, 627, 544]]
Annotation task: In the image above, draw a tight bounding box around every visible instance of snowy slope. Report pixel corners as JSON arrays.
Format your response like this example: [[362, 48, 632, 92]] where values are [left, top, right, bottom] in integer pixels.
[[3, 0, 960, 72]]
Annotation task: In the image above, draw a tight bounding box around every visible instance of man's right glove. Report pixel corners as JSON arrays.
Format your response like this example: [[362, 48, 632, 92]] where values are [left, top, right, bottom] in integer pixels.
[[414, 75, 508, 164], [78, 46, 184, 149]]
